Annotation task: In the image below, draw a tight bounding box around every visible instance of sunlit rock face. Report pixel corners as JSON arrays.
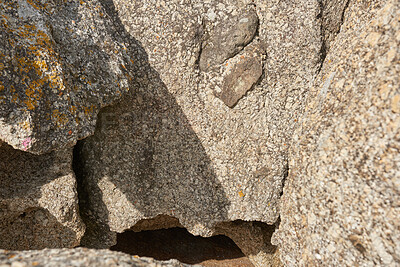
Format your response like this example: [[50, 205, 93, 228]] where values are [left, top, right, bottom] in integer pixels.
[[273, 1, 400, 266], [0, 0, 134, 154], [75, 0, 322, 259]]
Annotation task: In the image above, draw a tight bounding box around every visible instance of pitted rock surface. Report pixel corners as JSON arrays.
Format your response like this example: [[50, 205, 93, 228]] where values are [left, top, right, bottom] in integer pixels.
[[0, 248, 197, 267], [0, 0, 133, 154], [76, 1, 322, 262], [217, 40, 265, 107], [215, 221, 282, 267], [0, 141, 84, 250], [199, 4, 259, 71], [273, 1, 400, 266]]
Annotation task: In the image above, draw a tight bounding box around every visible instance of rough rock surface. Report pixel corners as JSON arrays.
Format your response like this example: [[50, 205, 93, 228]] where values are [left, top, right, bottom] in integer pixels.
[[0, 141, 84, 250], [75, 2, 323, 260], [0, 0, 133, 154], [273, 0, 400, 266], [215, 221, 282, 267], [216, 40, 264, 107], [320, 0, 351, 52], [199, 4, 259, 71], [0, 248, 196, 267]]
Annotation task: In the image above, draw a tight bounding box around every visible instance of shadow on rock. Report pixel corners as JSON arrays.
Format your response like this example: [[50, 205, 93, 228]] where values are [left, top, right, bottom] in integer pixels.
[[0, 141, 83, 249], [74, 0, 230, 248]]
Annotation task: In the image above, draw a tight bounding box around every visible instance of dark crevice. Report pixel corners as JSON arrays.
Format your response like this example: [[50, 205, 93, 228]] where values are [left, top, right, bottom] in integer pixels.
[[317, 0, 351, 74], [110, 227, 254, 266], [317, 0, 327, 74], [339, 0, 351, 34], [251, 3, 261, 39], [73, 139, 116, 248], [72, 140, 86, 212], [280, 161, 289, 197], [193, 19, 205, 70]]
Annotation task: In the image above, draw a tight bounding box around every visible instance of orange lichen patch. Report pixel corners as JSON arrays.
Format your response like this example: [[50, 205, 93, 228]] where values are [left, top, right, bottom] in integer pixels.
[[84, 104, 96, 115], [48, 73, 65, 90], [1, 15, 66, 111], [238, 190, 245, 197], [26, 0, 47, 11], [69, 105, 78, 114], [52, 109, 68, 128], [10, 85, 20, 104]]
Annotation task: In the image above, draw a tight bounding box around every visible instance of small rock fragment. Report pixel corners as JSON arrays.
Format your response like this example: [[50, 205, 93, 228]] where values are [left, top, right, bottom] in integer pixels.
[[199, 5, 259, 71], [218, 49, 263, 107]]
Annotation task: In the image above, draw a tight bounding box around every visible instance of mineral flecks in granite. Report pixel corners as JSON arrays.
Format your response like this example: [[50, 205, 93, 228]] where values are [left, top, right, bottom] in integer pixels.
[[0, 248, 197, 267], [273, 0, 400, 266], [76, 3, 324, 259], [0, 141, 84, 250]]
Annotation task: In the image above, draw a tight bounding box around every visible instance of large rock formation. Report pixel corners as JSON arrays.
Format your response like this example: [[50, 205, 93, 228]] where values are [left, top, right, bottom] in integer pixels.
[[0, 248, 196, 267], [273, 0, 400, 265], [74, 0, 323, 261], [0, 141, 84, 250], [0, 0, 133, 154], [0, 0, 398, 266]]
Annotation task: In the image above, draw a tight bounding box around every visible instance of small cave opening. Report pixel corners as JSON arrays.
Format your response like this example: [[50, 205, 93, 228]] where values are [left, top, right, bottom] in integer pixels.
[[110, 225, 254, 267]]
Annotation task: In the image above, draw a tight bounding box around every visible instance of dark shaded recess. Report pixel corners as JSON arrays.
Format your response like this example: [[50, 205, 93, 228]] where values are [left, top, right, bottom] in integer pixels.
[[0, 207, 77, 250], [110, 227, 253, 266], [0, 141, 77, 250], [215, 219, 279, 264], [317, 0, 351, 73]]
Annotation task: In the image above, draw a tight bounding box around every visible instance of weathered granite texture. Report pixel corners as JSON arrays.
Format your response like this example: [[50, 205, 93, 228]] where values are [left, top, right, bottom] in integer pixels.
[[215, 221, 282, 267], [0, 0, 133, 154], [0, 141, 84, 250], [75, 3, 323, 262], [198, 4, 259, 71], [320, 0, 351, 52], [273, 0, 400, 266], [0, 248, 196, 267]]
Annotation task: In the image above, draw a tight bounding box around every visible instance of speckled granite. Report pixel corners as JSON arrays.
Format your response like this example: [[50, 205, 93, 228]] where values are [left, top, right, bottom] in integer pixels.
[[273, 0, 400, 265], [0, 248, 197, 267], [215, 221, 282, 267], [75, 1, 322, 260], [0, 141, 84, 250], [0, 0, 133, 154], [1, 0, 397, 266]]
